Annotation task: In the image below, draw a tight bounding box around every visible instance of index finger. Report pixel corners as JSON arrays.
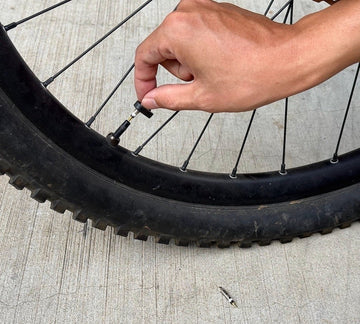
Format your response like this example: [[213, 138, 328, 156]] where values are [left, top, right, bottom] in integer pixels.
[[134, 28, 176, 101]]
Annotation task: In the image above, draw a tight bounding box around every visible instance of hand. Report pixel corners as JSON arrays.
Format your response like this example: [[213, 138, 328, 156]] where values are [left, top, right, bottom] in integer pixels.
[[134, 0, 360, 113]]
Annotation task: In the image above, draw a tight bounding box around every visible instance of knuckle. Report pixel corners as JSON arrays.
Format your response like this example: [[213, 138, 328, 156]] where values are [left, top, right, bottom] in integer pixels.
[[164, 11, 186, 26], [135, 45, 142, 58], [178, 0, 209, 9], [135, 42, 147, 60], [163, 11, 197, 34]]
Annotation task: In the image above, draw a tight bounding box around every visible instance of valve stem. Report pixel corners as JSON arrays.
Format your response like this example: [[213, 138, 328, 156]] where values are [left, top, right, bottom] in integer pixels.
[[107, 101, 153, 146]]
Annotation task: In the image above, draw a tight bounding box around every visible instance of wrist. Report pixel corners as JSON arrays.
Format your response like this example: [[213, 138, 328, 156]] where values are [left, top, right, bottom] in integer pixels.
[[289, 0, 360, 94]]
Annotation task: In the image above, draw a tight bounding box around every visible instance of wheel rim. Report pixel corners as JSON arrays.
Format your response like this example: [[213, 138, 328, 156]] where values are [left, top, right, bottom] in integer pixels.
[[1, 23, 360, 206]]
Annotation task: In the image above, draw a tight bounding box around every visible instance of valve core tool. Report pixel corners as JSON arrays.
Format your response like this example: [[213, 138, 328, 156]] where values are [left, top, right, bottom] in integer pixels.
[[107, 101, 153, 146]]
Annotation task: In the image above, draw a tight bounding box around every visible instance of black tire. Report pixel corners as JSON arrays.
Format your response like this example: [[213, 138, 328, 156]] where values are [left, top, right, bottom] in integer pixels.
[[0, 25, 359, 247]]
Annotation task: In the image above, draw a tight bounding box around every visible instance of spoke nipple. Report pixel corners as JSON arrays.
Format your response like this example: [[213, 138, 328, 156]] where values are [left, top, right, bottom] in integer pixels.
[[229, 169, 237, 179], [330, 156, 339, 164], [133, 146, 143, 156], [4, 22, 17, 32], [279, 164, 287, 176], [180, 161, 189, 172], [106, 133, 120, 147], [85, 116, 96, 128], [42, 77, 54, 88]]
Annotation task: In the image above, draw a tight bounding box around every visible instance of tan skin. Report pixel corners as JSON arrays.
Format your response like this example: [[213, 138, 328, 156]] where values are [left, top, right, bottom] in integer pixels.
[[134, 0, 360, 113]]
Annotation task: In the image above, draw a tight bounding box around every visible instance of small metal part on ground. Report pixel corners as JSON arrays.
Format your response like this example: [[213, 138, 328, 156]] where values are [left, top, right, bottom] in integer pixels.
[[219, 286, 238, 308]]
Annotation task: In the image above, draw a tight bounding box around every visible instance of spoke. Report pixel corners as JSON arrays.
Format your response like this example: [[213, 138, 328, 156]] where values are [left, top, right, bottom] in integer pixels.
[[264, 0, 276, 17], [180, 114, 214, 172], [5, 0, 72, 31], [86, 63, 135, 127], [230, 0, 293, 178], [271, 0, 293, 21], [230, 110, 256, 178], [280, 98, 289, 175], [331, 62, 360, 163], [43, 0, 153, 87], [279, 1, 293, 175], [133, 111, 180, 156], [88, 4, 177, 127], [283, 0, 294, 24]]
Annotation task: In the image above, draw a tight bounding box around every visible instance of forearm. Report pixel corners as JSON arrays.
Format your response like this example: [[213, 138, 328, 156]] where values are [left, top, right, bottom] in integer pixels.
[[293, 0, 360, 91]]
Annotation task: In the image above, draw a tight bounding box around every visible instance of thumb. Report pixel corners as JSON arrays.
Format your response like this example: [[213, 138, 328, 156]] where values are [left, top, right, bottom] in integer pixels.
[[141, 83, 197, 111]]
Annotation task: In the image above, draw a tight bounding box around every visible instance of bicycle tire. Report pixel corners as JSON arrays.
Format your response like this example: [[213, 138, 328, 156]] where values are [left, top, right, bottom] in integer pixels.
[[0, 24, 359, 247]]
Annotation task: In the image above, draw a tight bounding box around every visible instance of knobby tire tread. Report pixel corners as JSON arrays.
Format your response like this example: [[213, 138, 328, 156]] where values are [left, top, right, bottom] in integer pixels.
[[0, 89, 360, 247], [0, 21, 360, 247]]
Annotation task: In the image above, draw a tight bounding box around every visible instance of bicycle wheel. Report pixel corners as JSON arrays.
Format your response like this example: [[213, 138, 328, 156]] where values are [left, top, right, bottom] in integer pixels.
[[0, 0, 359, 247]]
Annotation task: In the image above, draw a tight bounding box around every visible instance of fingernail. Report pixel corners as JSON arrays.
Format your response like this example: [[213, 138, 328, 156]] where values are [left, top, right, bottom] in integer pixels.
[[141, 97, 159, 109]]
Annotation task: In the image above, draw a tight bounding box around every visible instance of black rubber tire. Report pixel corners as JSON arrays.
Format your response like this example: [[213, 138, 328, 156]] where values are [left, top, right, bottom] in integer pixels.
[[0, 25, 359, 247]]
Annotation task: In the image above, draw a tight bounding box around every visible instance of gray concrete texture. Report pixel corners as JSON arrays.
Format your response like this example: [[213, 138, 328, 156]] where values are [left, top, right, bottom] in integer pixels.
[[0, 0, 359, 323]]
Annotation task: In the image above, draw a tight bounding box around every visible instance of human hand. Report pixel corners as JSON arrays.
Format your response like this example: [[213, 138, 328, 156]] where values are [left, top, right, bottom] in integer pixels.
[[135, 0, 360, 113]]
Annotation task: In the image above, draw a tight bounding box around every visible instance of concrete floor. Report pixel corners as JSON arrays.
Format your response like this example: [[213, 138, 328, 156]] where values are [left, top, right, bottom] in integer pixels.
[[0, 1, 359, 323]]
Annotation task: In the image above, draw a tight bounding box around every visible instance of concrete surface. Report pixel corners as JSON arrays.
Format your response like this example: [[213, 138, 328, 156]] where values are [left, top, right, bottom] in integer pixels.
[[0, 0, 359, 323]]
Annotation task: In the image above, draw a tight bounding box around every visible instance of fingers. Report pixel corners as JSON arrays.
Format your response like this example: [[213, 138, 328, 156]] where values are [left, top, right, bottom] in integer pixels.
[[135, 0, 210, 109], [134, 22, 178, 100], [135, 42, 193, 101], [141, 83, 199, 111], [135, 0, 205, 102], [134, 64, 158, 103]]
